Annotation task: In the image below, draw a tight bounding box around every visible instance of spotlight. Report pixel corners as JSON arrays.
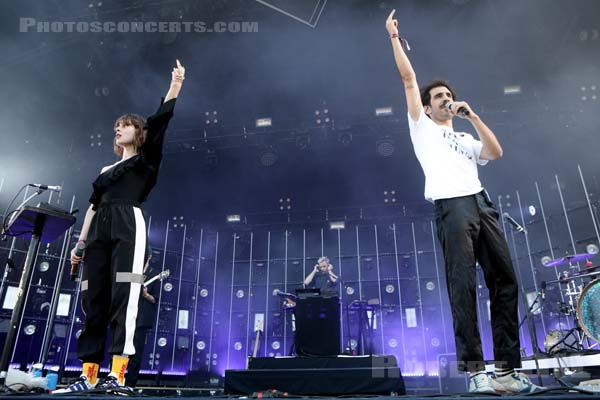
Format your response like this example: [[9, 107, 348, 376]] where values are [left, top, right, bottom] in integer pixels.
[[388, 338, 398, 348], [271, 341, 280, 350], [528, 205, 536, 216], [314, 107, 331, 125], [425, 281, 435, 291], [234, 342, 242, 351], [376, 138, 395, 157], [39, 261, 50, 272], [503, 85, 521, 95], [431, 337, 441, 347], [200, 289, 209, 298], [196, 340, 206, 350], [587, 244, 599, 255], [256, 118, 272, 128], [158, 337, 167, 347], [163, 282, 173, 292], [375, 106, 393, 117], [278, 197, 291, 211], [227, 214, 241, 223], [205, 111, 218, 125], [24, 324, 36, 335], [329, 221, 345, 230], [236, 289, 245, 299], [541, 256, 552, 267], [385, 284, 395, 294], [338, 131, 353, 146], [346, 286, 355, 295], [259, 146, 278, 167]]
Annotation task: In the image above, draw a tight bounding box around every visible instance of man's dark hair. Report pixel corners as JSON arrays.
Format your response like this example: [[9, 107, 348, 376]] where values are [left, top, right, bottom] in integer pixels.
[[420, 80, 457, 106]]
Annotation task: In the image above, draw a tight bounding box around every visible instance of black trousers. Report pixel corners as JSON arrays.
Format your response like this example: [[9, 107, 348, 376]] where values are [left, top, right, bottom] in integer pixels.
[[126, 325, 149, 387], [435, 191, 520, 372], [77, 200, 147, 363]]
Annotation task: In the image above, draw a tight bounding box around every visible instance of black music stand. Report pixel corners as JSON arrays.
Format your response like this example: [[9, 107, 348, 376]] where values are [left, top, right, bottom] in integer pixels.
[[0, 204, 75, 384], [294, 294, 340, 356]]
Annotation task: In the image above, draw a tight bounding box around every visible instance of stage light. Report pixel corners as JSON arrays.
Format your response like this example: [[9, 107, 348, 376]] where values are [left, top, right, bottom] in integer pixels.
[[234, 342, 242, 351], [503, 85, 521, 95], [385, 284, 395, 294], [24, 324, 36, 335], [587, 244, 599, 255], [39, 261, 50, 272], [376, 138, 395, 157], [349, 339, 357, 349], [346, 286, 355, 295], [425, 281, 435, 291], [236, 289, 245, 299], [259, 146, 278, 167], [405, 308, 417, 328], [157, 337, 167, 347], [200, 289, 209, 297], [271, 341, 280, 350], [541, 256, 552, 267], [388, 338, 398, 348], [329, 221, 345, 230], [528, 205, 536, 216], [375, 106, 393, 117], [205, 111, 218, 125], [227, 214, 241, 223], [279, 197, 292, 211], [431, 337, 441, 347], [196, 340, 206, 350], [163, 282, 173, 292], [256, 117, 272, 128]]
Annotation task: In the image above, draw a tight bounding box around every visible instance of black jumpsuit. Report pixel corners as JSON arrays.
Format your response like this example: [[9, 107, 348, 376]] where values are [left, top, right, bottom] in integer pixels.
[[77, 98, 175, 363]]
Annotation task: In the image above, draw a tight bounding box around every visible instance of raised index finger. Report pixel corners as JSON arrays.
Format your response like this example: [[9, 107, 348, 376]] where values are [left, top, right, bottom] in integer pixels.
[[176, 59, 182, 68], [387, 9, 396, 21]]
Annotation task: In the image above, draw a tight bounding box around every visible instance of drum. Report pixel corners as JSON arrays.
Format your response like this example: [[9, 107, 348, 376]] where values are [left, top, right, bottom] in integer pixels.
[[577, 279, 600, 343]]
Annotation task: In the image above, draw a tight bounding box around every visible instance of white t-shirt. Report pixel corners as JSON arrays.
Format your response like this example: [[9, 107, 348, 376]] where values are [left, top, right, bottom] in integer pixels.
[[408, 109, 488, 203]]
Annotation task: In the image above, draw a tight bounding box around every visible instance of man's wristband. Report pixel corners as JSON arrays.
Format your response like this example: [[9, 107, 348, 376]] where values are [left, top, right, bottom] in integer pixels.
[[390, 33, 411, 51]]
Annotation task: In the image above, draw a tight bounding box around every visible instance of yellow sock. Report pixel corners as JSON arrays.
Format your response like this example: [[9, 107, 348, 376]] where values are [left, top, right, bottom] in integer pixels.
[[82, 362, 99, 385], [110, 355, 129, 385]]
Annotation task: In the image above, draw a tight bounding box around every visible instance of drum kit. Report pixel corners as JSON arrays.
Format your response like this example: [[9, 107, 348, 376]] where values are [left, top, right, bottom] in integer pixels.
[[542, 252, 600, 353]]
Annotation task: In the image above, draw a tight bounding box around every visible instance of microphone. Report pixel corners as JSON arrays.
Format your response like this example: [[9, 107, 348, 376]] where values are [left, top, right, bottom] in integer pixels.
[[29, 183, 62, 192], [503, 212, 526, 233], [540, 281, 546, 300], [445, 102, 470, 117], [70, 241, 87, 281]]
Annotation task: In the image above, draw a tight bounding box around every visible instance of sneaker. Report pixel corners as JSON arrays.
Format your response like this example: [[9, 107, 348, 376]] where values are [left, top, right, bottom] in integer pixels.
[[52, 375, 95, 394], [469, 372, 496, 393], [97, 375, 135, 396], [494, 371, 545, 393], [96, 375, 121, 391]]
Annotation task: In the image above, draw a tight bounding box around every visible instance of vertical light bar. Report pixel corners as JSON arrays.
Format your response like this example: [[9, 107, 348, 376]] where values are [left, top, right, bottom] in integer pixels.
[[355, 226, 363, 300], [411, 222, 429, 369], [207, 232, 219, 372], [302, 230, 306, 281], [507, 228, 528, 347], [337, 228, 344, 348], [555, 174, 578, 255], [320, 228, 324, 258], [374, 225, 385, 351], [392, 224, 407, 369], [283, 230, 289, 354], [152, 219, 170, 371], [430, 221, 449, 352], [264, 232, 271, 357], [190, 229, 203, 370], [245, 232, 254, 357], [578, 165, 600, 246], [226, 233, 237, 369], [534, 182, 566, 307], [38, 194, 76, 363], [171, 224, 187, 371], [516, 191, 547, 337]]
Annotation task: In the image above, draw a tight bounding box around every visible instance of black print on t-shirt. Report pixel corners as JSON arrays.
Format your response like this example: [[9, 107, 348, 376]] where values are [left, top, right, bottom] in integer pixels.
[[442, 129, 473, 161]]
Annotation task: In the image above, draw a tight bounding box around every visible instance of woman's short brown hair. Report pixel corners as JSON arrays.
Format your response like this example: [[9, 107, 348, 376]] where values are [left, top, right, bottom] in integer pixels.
[[113, 113, 147, 156]]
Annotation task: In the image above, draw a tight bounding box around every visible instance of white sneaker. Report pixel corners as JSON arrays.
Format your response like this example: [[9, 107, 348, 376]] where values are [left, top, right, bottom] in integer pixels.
[[494, 371, 545, 393], [469, 373, 496, 393]]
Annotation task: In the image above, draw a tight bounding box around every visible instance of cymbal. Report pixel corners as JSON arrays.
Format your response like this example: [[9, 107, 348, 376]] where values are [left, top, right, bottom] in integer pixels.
[[542, 253, 595, 268]]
